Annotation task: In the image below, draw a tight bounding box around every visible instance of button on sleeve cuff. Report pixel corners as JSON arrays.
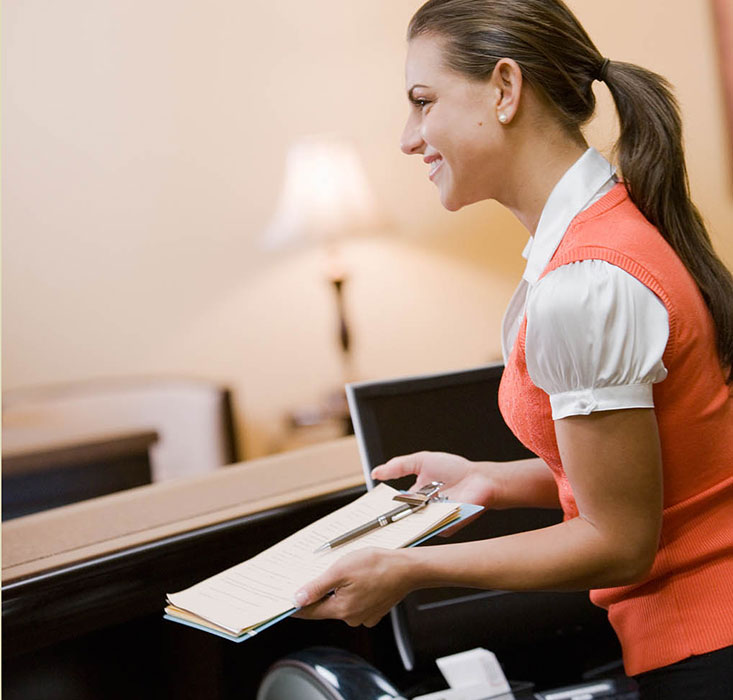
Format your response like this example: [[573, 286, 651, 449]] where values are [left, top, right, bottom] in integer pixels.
[[549, 383, 655, 420]]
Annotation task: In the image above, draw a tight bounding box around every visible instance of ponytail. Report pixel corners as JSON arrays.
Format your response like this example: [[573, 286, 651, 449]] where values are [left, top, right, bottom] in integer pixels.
[[409, 0, 733, 381], [603, 60, 733, 381]]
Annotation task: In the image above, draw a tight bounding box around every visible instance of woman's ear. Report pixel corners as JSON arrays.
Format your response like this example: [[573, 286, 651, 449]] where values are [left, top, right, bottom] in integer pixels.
[[492, 58, 523, 125]]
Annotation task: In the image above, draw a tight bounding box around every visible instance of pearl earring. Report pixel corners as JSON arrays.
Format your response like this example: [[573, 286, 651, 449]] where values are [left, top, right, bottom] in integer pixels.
[[498, 113, 508, 124]]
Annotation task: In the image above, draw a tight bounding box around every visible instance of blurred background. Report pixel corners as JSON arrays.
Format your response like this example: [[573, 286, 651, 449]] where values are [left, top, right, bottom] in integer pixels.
[[3, 0, 732, 462]]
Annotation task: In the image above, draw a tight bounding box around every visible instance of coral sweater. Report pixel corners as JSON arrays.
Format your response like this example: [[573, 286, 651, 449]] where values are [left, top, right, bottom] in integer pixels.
[[498, 183, 733, 676]]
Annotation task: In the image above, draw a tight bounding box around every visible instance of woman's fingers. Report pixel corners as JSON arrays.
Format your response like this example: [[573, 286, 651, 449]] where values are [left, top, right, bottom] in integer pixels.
[[372, 451, 448, 488], [371, 451, 433, 482], [292, 592, 340, 621], [295, 583, 392, 627], [292, 548, 405, 627], [293, 571, 341, 610]]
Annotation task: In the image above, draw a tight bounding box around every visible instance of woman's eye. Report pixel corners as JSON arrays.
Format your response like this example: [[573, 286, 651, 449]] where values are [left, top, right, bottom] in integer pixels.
[[413, 98, 431, 110]]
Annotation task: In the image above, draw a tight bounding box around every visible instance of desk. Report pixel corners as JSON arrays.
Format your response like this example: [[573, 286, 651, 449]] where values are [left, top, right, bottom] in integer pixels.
[[2, 437, 393, 699]]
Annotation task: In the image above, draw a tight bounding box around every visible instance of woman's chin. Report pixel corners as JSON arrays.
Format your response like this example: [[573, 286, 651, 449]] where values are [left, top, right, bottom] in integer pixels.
[[436, 176, 467, 211], [439, 192, 464, 212]]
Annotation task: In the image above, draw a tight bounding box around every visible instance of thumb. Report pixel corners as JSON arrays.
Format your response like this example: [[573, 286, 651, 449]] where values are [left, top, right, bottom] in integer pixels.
[[293, 573, 337, 608], [371, 453, 424, 482]]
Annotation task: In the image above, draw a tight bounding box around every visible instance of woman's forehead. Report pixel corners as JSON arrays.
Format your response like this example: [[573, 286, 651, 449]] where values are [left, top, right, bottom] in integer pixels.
[[405, 34, 450, 88]]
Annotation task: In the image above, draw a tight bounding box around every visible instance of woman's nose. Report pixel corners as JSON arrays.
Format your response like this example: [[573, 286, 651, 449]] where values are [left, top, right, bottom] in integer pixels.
[[400, 116, 424, 155]]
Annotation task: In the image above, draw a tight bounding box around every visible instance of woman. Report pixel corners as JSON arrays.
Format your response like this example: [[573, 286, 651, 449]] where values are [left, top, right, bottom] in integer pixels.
[[294, 1, 733, 695]]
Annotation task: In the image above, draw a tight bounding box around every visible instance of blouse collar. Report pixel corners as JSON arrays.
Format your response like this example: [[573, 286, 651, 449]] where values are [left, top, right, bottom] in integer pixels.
[[521, 147, 616, 284]]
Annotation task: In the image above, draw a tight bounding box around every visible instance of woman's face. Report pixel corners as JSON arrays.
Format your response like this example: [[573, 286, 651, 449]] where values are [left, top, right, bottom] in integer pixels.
[[401, 34, 504, 211]]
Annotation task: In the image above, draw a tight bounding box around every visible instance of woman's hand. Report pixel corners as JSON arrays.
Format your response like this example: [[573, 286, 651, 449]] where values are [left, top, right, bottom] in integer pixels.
[[372, 451, 497, 508], [293, 548, 410, 628]]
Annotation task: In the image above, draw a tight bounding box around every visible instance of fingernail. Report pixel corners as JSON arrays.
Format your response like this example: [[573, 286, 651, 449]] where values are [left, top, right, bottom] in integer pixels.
[[294, 589, 309, 607]]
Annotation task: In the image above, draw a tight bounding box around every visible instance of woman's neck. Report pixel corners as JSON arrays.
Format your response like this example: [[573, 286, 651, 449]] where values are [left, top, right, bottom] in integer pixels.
[[499, 125, 588, 235]]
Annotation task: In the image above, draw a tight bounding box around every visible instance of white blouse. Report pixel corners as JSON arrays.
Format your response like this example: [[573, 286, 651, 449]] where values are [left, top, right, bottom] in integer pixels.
[[501, 148, 669, 420]]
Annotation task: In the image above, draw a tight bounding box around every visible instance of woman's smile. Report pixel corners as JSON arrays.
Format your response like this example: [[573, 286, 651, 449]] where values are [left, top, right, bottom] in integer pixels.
[[424, 153, 443, 180]]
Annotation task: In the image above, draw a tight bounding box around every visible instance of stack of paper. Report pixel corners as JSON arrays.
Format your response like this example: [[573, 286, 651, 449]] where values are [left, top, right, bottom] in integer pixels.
[[165, 483, 479, 641]]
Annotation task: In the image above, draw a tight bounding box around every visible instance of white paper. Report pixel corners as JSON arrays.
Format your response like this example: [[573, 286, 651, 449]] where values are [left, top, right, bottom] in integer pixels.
[[437, 648, 512, 698], [166, 484, 459, 634]]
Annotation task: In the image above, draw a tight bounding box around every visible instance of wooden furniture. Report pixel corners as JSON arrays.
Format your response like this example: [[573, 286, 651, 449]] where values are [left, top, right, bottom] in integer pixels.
[[2, 436, 622, 699], [2, 377, 239, 482], [2, 438, 388, 700], [2, 430, 157, 520]]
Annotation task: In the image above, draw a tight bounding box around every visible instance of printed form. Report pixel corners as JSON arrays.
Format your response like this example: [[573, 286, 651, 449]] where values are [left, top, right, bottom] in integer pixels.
[[166, 484, 460, 636]]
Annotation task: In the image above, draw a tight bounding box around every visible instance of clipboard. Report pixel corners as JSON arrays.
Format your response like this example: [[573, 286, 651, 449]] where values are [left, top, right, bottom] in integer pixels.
[[164, 485, 483, 642]]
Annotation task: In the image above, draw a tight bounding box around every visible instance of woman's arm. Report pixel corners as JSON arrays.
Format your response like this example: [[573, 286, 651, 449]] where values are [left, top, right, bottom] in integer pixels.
[[295, 407, 663, 627], [486, 457, 561, 509]]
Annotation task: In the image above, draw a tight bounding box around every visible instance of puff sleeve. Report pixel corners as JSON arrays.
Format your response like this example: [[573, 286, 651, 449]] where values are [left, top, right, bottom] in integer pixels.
[[525, 260, 669, 420]]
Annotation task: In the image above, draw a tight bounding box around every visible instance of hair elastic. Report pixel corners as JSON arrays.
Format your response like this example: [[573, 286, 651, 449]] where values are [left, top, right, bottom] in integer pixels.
[[596, 57, 610, 83]]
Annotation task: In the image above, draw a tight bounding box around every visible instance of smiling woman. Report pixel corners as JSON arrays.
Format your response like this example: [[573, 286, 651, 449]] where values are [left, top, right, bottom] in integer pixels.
[[400, 36, 519, 212], [294, 1, 733, 697]]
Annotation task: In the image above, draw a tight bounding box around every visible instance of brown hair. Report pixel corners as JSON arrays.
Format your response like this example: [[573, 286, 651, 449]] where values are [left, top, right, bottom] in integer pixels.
[[409, 0, 733, 381]]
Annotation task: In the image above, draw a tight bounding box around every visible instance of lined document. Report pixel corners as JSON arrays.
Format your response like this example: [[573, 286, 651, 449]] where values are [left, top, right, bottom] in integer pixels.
[[165, 484, 464, 639]]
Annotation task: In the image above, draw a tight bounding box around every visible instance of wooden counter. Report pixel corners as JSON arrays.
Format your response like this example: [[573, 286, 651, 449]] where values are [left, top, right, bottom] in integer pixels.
[[3, 436, 363, 583], [2, 438, 390, 700]]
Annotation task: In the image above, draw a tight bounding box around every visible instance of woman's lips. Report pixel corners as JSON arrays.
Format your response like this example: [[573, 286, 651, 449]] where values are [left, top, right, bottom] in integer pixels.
[[427, 156, 443, 181]]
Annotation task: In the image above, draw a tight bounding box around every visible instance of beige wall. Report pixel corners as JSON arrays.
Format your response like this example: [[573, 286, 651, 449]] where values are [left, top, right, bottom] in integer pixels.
[[4, 0, 732, 458]]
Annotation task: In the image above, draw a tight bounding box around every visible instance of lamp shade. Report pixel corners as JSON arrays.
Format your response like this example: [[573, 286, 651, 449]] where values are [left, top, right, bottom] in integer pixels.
[[263, 135, 380, 250]]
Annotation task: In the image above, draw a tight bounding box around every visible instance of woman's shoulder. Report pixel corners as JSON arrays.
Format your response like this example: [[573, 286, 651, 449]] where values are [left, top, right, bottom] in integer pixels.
[[529, 259, 667, 325]]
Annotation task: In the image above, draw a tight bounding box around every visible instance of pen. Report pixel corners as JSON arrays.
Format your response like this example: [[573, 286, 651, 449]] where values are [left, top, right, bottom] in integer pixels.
[[314, 501, 427, 553]]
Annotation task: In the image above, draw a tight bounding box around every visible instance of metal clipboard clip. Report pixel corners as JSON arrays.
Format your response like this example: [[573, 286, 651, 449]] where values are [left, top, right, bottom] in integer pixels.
[[392, 481, 445, 506]]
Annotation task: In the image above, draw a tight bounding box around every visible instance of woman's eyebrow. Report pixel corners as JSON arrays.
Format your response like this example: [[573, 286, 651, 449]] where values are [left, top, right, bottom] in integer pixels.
[[407, 84, 429, 101]]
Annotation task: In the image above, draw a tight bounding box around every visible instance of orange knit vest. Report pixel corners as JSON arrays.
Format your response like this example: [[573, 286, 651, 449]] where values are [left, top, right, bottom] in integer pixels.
[[498, 183, 733, 676]]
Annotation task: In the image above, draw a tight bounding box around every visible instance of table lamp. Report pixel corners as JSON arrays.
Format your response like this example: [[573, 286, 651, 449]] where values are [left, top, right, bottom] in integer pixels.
[[264, 134, 381, 386]]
